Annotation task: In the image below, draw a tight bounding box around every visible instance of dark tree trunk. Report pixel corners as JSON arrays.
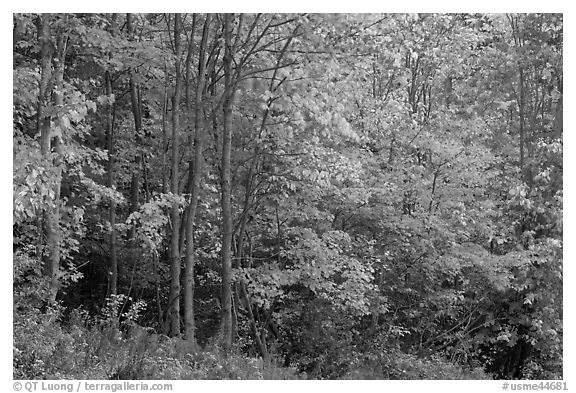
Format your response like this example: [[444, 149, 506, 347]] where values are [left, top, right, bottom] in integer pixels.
[[519, 66, 526, 170], [127, 13, 142, 238], [105, 70, 118, 296]]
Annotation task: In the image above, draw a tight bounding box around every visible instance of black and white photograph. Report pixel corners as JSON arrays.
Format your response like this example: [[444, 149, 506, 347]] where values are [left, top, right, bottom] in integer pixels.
[[12, 12, 564, 383]]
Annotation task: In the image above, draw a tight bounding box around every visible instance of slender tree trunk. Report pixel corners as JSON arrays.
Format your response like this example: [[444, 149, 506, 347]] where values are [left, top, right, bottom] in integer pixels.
[[128, 74, 142, 222], [167, 13, 183, 337], [553, 93, 562, 137], [178, 15, 198, 256], [519, 66, 526, 170], [220, 13, 235, 352], [161, 71, 169, 194], [509, 14, 527, 172], [127, 13, 142, 238], [105, 70, 118, 296], [103, 15, 119, 297], [37, 16, 52, 154], [239, 282, 268, 361], [183, 13, 212, 344]]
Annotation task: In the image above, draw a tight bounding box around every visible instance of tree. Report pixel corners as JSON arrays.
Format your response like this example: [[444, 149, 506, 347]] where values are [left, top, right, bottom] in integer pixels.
[[183, 13, 213, 345], [166, 13, 184, 337], [219, 12, 236, 351], [36, 14, 67, 304]]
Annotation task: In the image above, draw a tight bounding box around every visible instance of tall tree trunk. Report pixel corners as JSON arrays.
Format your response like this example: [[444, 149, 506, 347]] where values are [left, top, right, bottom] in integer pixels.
[[127, 13, 142, 238], [105, 70, 118, 296], [167, 13, 183, 337], [183, 13, 212, 344], [161, 67, 170, 194], [519, 66, 526, 170], [37, 14, 67, 305], [178, 14, 198, 258], [509, 14, 527, 172], [105, 16, 119, 297], [129, 75, 142, 205], [220, 13, 235, 352]]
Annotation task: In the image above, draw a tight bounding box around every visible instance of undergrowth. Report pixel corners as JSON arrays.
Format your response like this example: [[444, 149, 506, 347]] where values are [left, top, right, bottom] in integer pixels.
[[13, 302, 489, 380], [13, 300, 301, 380]]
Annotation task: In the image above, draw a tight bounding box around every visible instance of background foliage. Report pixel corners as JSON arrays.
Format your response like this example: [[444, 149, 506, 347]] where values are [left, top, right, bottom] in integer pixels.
[[13, 13, 562, 380]]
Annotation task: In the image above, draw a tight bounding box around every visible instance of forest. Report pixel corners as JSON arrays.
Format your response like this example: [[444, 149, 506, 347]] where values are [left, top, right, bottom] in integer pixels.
[[13, 13, 563, 380]]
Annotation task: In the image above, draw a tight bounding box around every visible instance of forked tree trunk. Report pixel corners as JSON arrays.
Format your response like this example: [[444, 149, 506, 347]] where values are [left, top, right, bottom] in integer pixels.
[[183, 13, 213, 344]]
